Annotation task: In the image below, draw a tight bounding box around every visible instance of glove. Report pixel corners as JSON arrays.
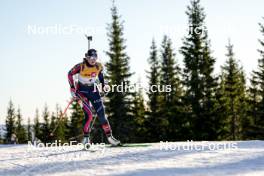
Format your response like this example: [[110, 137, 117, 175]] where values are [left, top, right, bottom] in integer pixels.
[[100, 91, 106, 97], [70, 87, 78, 100]]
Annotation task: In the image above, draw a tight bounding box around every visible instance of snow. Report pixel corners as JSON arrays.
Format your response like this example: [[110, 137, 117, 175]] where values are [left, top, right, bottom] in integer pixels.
[[0, 141, 264, 176]]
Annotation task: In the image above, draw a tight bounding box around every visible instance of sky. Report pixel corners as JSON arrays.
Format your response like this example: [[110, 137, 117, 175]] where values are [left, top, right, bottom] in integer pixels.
[[0, 0, 264, 124]]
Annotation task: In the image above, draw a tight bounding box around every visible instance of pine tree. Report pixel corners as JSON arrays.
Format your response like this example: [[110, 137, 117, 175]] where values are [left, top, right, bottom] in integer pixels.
[[5, 100, 16, 143], [15, 108, 27, 143], [69, 101, 83, 142], [146, 39, 161, 142], [180, 0, 218, 140], [40, 104, 50, 144], [221, 41, 247, 140], [160, 35, 184, 141], [105, 3, 133, 143], [34, 109, 41, 141]]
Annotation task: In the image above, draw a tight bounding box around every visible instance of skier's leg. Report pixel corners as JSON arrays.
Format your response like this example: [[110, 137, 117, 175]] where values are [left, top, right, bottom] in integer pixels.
[[89, 91, 111, 135], [90, 90, 120, 145], [76, 92, 93, 136], [82, 105, 93, 135]]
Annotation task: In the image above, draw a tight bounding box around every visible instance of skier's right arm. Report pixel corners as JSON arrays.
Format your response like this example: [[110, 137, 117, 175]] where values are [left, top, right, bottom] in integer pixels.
[[68, 63, 81, 89]]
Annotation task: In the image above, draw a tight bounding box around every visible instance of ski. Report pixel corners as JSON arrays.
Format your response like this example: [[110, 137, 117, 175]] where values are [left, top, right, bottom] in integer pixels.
[[107, 143, 152, 148]]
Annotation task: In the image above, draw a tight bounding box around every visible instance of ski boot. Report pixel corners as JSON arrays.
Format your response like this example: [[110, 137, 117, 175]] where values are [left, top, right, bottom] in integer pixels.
[[82, 136, 91, 150], [107, 135, 121, 146]]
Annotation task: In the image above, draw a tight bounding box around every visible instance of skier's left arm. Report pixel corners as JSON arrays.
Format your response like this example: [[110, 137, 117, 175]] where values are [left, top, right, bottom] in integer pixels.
[[98, 69, 105, 87], [98, 65, 109, 95]]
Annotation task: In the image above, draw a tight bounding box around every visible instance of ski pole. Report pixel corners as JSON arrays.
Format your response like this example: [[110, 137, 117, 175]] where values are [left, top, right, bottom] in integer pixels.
[[89, 113, 97, 133], [50, 99, 74, 136]]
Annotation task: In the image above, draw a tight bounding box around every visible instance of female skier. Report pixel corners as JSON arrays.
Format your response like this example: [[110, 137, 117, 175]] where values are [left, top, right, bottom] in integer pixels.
[[68, 49, 120, 146]]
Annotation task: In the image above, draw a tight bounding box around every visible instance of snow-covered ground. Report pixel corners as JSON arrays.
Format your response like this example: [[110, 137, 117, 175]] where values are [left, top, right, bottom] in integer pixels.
[[0, 141, 264, 176]]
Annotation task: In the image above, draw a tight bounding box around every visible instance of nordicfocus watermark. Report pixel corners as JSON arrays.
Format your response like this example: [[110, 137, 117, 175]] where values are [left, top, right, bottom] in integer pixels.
[[160, 141, 238, 151], [27, 24, 104, 35], [94, 82, 172, 93], [27, 24, 207, 36], [159, 25, 206, 38], [27, 140, 106, 152]]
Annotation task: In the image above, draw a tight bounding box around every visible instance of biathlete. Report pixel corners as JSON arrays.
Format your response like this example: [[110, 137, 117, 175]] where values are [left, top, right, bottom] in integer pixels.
[[68, 49, 120, 146]]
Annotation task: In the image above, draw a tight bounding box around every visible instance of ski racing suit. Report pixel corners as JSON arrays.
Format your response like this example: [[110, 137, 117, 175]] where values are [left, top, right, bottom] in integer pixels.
[[68, 59, 112, 137]]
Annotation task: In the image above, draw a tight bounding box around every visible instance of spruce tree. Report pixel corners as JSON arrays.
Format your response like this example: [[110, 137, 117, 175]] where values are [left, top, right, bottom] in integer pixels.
[[62, 114, 70, 142], [34, 109, 41, 141], [40, 104, 50, 144], [247, 74, 264, 138], [49, 112, 57, 142], [105, 3, 133, 142], [55, 105, 67, 143], [237, 70, 249, 139], [256, 19, 264, 129], [5, 100, 16, 143], [0, 133, 3, 144], [257, 19, 264, 112], [160, 35, 184, 141], [27, 118, 32, 142], [15, 108, 27, 143], [215, 74, 230, 139], [180, 0, 218, 140], [248, 75, 259, 127], [146, 39, 161, 142], [131, 82, 146, 142], [69, 101, 83, 142], [199, 34, 219, 140], [248, 18, 264, 138], [221, 41, 247, 140], [56, 119, 66, 143]]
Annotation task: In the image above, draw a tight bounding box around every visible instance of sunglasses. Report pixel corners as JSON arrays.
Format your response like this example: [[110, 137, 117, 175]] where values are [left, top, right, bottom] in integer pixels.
[[87, 56, 97, 61]]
